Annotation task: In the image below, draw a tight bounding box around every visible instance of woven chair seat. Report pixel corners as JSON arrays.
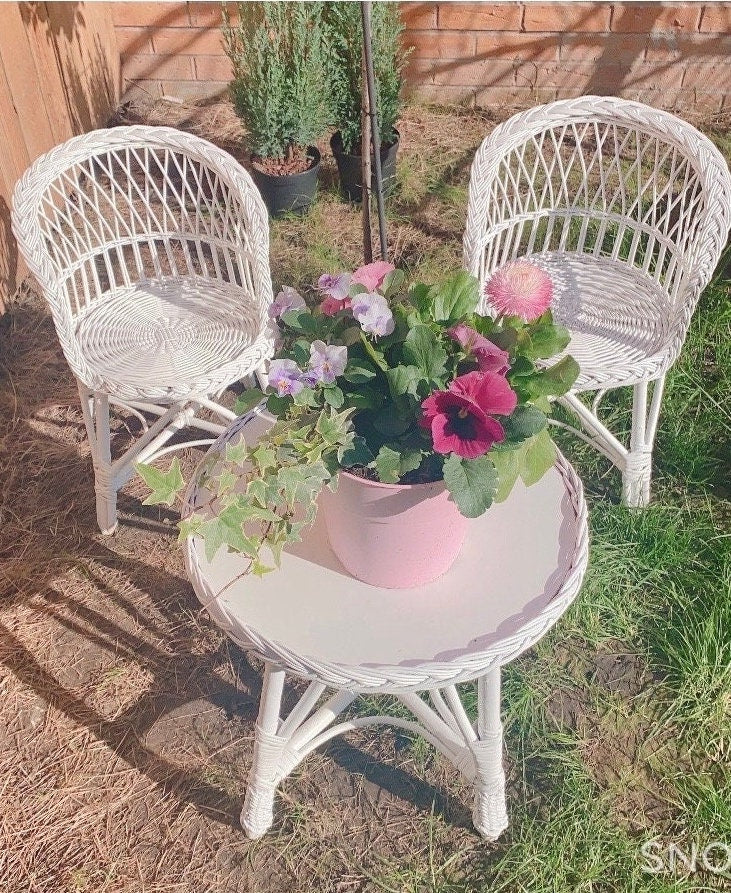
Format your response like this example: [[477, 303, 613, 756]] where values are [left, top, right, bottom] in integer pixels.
[[75, 276, 270, 402], [526, 252, 672, 391]]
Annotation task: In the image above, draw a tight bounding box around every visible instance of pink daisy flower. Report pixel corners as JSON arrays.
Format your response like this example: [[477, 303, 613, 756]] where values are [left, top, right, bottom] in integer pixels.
[[485, 262, 553, 322]]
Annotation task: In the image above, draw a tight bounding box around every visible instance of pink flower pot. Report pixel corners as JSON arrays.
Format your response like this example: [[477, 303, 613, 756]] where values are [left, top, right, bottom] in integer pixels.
[[319, 471, 468, 589]]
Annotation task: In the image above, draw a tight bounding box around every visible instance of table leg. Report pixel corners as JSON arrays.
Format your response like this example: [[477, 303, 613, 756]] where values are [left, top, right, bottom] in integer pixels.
[[240, 664, 288, 839], [471, 668, 508, 841]]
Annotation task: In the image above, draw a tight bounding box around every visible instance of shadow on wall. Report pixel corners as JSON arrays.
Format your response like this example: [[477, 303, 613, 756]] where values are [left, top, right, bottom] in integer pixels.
[[405, 3, 723, 107]]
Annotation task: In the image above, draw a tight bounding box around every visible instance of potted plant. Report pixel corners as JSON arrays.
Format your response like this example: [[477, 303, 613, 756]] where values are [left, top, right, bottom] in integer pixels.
[[141, 262, 579, 590], [222, 1, 330, 217], [324, 2, 408, 202]]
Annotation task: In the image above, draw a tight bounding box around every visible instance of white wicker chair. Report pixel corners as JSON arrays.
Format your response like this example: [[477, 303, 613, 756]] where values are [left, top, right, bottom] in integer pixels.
[[464, 96, 731, 506], [12, 125, 274, 533]]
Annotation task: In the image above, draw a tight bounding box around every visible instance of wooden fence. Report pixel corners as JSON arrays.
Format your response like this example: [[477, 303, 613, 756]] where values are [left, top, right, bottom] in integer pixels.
[[0, 2, 119, 314]]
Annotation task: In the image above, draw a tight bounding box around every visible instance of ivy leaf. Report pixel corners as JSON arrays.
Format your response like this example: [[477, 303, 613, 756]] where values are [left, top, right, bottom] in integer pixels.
[[251, 444, 276, 473], [199, 505, 259, 562], [403, 325, 447, 381], [431, 271, 480, 324], [177, 513, 205, 541], [225, 440, 248, 464], [137, 458, 184, 506], [442, 453, 498, 518], [375, 445, 401, 483], [339, 435, 374, 467], [234, 388, 265, 415]]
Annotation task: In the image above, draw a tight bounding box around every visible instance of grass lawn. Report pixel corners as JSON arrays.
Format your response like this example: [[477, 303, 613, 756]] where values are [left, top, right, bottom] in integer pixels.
[[0, 99, 728, 892]]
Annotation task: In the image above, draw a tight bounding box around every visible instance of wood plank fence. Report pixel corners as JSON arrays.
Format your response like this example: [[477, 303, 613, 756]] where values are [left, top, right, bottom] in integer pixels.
[[0, 2, 119, 314]]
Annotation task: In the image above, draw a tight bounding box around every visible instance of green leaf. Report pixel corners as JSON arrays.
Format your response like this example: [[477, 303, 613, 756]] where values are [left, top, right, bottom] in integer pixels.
[[266, 393, 291, 417], [528, 355, 580, 398], [382, 268, 406, 297], [386, 364, 423, 398], [524, 323, 571, 360], [342, 359, 377, 384], [442, 453, 498, 518], [402, 325, 447, 381], [137, 458, 184, 506], [199, 505, 259, 562], [339, 435, 374, 467], [431, 271, 480, 324], [280, 308, 320, 334], [359, 332, 389, 371], [520, 428, 557, 486], [373, 405, 411, 437], [399, 448, 423, 476], [375, 445, 401, 483], [490, 449, 522, 503], [501, 405, 547, 444], [234, 387, 265, 415], [251, 444, 276, 473], [225, 440, 248, 464], [323, 385, 345, 409], [408, 282, 433, 316]]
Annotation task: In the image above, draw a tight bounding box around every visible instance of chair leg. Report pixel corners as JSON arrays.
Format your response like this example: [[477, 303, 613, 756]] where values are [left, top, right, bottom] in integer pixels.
[[78, 383, 118, 534], [621, 376, 666, 509]]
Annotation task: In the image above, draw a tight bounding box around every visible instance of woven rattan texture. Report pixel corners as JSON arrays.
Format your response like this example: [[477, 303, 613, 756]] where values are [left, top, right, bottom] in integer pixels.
[[12, 124, 274, 401], [463, 96, 731, 390]]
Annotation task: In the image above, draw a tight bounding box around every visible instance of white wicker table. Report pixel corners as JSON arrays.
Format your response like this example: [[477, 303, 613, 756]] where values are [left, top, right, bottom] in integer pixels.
[[183, 410, 589, 841]]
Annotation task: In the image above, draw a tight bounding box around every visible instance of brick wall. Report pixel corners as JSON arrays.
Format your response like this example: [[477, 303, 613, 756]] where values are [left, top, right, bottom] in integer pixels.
[[114, 2, 731, 114]]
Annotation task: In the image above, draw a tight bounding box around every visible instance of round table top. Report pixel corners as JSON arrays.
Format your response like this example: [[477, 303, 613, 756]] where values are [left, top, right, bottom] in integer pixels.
[[184, 409, 589, 692]]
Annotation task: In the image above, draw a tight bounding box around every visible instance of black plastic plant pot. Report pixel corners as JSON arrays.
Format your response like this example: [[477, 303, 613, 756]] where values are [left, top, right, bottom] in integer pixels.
[[250, 147, 321, 218], [330, 130, 399, 203]]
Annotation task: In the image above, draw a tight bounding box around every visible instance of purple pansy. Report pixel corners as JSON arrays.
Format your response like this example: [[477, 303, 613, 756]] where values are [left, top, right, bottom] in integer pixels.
[[317, 272, 352, 301], [308, 340, 348, 385], [268, 359, 305, 397], [268, 286, 306, 319], [351, 292, 395, 337]]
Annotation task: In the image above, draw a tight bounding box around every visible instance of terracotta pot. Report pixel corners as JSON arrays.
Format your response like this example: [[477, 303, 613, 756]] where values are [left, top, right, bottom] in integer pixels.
[[319, 471, 468, 589]]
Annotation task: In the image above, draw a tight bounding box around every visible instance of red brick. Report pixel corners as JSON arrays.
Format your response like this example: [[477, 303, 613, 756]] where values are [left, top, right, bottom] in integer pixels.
[[475, 32, 560, 61], [400, 2, 438, 30], [627, 62, 686, 89], [407, 84, 477, 107], [611, 4, 702, 33], [194, 55, 234, 81], [158, 80, 229, 101], [431, 58, 517, 87], [618, 87, 683, 107], [644, 33, 731, 62], [409, 31, 476, 59], [153, 27, 224, 56], [523, 3, 611, 32], [404, 58, 437, 83], [516, 63, 596, 91], [121, 79, 163, 100], [560, 33, 646, 64], [115, 27, 155, 55], [692, 89, 726, 112], [438, 3, 522, 31], [681, 63, 731, 91], [699, 4, 731, 33], [188, 2, 228, 27], [122, 54, 195, 81], [112, 2, 188, 28], [475, 85, 557, 106]]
